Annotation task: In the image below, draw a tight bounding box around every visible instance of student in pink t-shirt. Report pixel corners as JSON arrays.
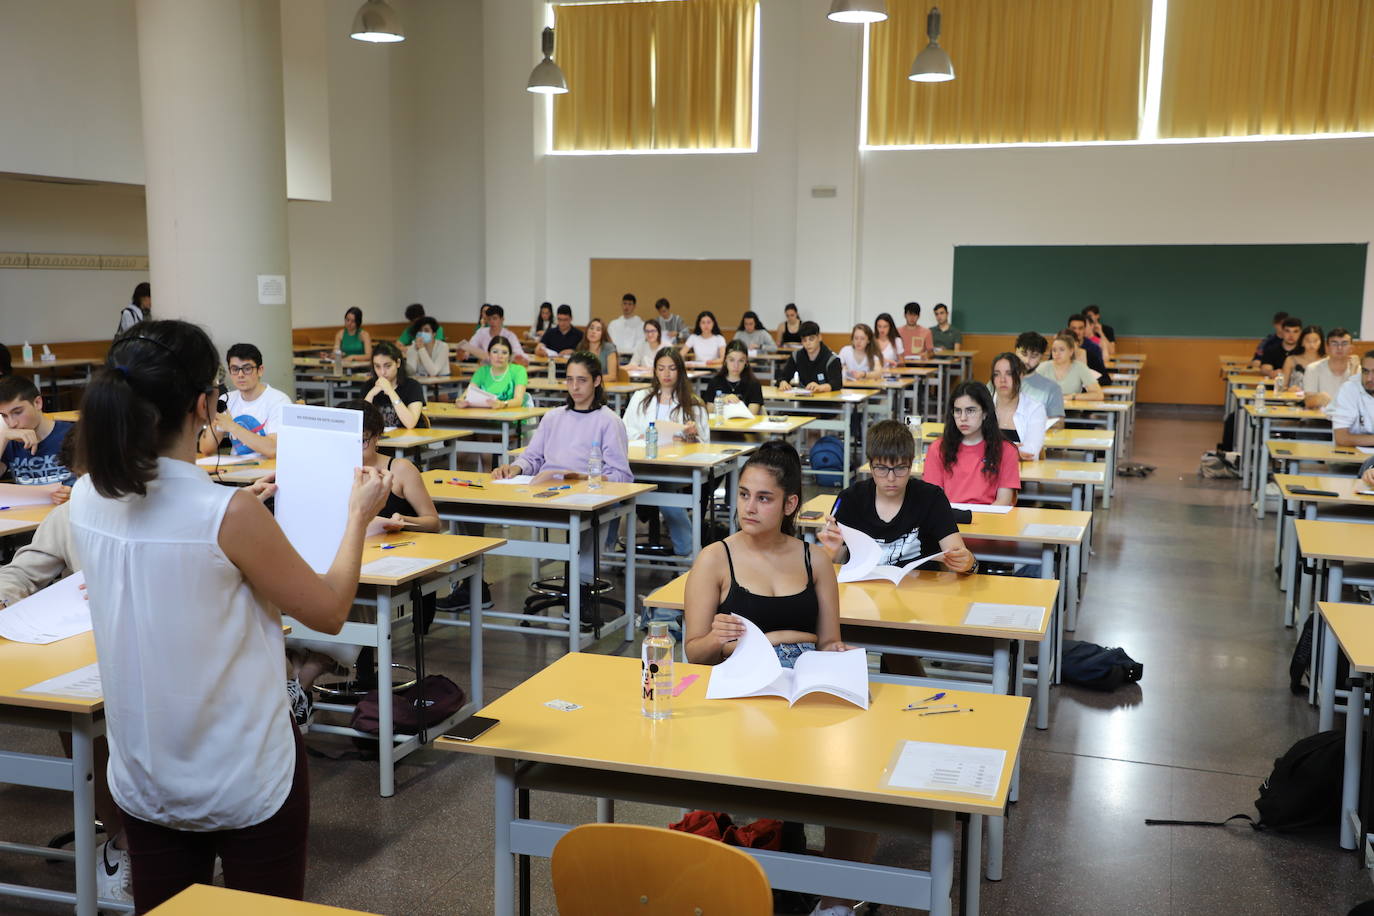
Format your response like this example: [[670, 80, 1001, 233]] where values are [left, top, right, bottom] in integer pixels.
[[898, 301, 933, 360], [922, 383, 1020, 506]]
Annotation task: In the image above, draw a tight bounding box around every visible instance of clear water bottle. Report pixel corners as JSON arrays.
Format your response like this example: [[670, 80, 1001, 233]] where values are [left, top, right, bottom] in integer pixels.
[[588, 440, 604, 490], [714, 392, 724, 420], [641, 621, 674, 719], [21, 342, 32, 365], [547, 357, 556, 380], [645, 421, 659, 459], [1255, 383, 1265, 409]]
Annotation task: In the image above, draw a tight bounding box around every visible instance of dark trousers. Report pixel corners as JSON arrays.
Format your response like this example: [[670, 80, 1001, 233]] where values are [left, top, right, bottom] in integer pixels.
[[120, 721, 309, 914]]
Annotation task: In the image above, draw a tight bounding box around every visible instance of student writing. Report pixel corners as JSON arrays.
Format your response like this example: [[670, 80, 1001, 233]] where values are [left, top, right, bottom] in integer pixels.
[[0, 375, 77, 502]]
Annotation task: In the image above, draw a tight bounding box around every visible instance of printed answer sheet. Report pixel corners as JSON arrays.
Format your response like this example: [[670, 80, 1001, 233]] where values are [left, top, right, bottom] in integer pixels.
[[888, 740, 1005, 797], [275, 405, 362, 573], [962, 603, 1046, 631], [361, 556, 438, 578], [22, 662, 103, 699], [0, 572, 90, 644]]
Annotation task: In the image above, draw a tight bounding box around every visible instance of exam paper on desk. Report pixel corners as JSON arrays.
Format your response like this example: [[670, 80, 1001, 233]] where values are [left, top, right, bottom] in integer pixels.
[[21, 662, 102, 699], [962, 603, 1045, 631], [361, 556, 439, 578], [0, 572, 90, 644], [0, 483, 59, 508], [887, 740, 1005, 798]]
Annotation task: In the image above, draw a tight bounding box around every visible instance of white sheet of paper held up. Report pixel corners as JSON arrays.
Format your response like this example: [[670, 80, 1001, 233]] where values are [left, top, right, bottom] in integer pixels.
[[275, 405, 362, 573], [887, 740, 1006, 798], [0, 572, 91, 644]]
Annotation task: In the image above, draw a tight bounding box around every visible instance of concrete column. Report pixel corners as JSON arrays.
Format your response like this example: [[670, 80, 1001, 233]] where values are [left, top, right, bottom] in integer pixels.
[[135, 0, 293, 393]]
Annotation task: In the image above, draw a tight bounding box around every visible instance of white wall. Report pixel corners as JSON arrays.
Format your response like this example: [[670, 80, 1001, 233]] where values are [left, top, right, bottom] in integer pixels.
[[0, 178, 149, 344], [859, 137, 1374, 334]]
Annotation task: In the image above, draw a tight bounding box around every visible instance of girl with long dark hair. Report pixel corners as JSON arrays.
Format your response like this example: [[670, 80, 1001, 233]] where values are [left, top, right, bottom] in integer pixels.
[[922, 382, 1020, 506]]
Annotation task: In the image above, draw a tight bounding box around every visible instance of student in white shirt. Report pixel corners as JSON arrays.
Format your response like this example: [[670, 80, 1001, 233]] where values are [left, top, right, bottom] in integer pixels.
[[838, 323, 883, 382], [1304, 327, 1358, 410], [197, 343, 292, 460], [71, 320, 390, 912], [607, 292, 645, 358], [117, 282, 151, 335], [990, 351, 1048, 460], [681, 310, 728, 364], [464, 304, 528, 365], [872, 313, 904, 367], [622, 348, 709, 556], [1332, 352, 1374, 447], [627, 320, 665, 370], [405, 316, 452, 378]]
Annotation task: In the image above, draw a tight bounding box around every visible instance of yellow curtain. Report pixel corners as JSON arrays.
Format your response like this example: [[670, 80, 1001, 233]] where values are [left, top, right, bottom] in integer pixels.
[[654, 0, 756, 149], [1159, 0, 1374, 138], [867, 0, 1151, 146], [553, 0, 756, 152], [552, 3, 655, 152]]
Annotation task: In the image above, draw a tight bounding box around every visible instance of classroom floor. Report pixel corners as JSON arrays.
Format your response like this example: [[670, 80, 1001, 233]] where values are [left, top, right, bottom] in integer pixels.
[[3, 415, 1372, 914]]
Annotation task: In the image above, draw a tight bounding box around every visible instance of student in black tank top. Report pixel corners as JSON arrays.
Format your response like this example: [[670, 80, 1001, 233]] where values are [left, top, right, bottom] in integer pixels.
[[684, 441, 843, 667], [683, 441, 876, 912]]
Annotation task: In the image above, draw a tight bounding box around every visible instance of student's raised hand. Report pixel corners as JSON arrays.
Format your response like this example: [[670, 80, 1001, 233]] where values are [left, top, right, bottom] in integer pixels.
[[349, 466, 392, 522], [248, 473, 277, 503], [816, 518, 844, 559], [709, 613, 747, 654], [50, 485, 72, 506], [942, 544, 975, 574]]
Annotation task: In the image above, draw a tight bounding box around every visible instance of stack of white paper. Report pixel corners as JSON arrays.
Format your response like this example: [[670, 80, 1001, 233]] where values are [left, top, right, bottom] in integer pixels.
[[0, 572, 91, 644], [887, 740, 1006, 797], [705, 616, 868, 709]]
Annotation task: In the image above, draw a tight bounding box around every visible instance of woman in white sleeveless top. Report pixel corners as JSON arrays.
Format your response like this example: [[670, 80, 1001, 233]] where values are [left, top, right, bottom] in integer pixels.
[[70, 320, 390, 913]]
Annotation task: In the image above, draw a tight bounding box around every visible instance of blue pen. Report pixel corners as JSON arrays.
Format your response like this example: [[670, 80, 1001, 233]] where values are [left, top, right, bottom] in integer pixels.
[[830, 496, 841, 516], [0, 506, 10, 511]]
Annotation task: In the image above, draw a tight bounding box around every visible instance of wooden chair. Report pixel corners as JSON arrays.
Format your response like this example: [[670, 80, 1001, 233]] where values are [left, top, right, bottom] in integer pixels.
[[550, 823, 772, 915]]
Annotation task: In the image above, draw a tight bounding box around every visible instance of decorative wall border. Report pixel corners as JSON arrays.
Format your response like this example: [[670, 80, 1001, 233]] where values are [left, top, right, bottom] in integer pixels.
[[0, 252, 149, 270]]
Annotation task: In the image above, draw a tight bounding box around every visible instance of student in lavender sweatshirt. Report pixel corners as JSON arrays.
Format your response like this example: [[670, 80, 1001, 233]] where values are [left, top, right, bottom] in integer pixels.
[[491, 350, 632, 585]]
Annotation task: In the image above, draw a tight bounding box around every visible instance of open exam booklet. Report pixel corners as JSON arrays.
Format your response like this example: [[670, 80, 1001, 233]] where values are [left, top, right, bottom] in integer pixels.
[[836, 523, 944, 586], [705, 615, 869, 709]]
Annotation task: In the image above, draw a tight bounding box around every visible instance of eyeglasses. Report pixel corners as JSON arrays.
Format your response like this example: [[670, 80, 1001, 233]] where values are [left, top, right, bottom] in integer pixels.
[[227, 364, 259, 375], [871, 463, 912, 478], [1329, 340, 1353, 348]]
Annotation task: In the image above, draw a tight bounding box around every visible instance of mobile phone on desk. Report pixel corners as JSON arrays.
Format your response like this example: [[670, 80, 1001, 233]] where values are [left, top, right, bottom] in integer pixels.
[[1289, 486, 1339, 497], [444, 715, 499, 742], [799, 510, 823, 520]]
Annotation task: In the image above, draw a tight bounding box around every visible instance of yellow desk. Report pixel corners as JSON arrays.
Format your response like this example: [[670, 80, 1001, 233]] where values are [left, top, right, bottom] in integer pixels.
[[376, 426, 472, 470], [0, 631, 105, 914], [437, 652, 1029, 916], [425, 472, 655, 654], [1242, 402, 1331, 517], [422, 402, 548, 464], [623, 442, 756, 572], [148, 884, 378, 914], [1297, 523, 1374, 736], [1275, 475, 1374, 622], [761, 386, 882, 487], [0, 503, 57, 538], [708, 413, 815, 439], [1315, 602, 1374, 851], [286, 531, 505, 797], [46, 410, 82, 423]]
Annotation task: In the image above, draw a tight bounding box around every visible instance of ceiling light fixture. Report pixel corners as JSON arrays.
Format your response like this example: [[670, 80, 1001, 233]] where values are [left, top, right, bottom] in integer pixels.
[[350, 0, 405, 43], [827, 0, 888, 24], [527, 27, 568, 95], [909, 6, 954, 82]]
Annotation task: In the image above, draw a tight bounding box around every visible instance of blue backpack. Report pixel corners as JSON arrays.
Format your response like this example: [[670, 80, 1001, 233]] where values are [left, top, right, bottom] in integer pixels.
[[1061, 640, 1143, 691], [808, 436, 845, 487]]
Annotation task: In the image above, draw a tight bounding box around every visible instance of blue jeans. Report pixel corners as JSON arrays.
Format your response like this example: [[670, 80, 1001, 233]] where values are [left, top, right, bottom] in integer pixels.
[[775, 642, 816, 668], [660, 507, 693, 556]]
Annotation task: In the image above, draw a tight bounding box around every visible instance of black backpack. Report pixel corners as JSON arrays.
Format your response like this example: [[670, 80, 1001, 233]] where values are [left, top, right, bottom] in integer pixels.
[[1146, 730, 1345, 833], [1061, 640, 1143, 691]]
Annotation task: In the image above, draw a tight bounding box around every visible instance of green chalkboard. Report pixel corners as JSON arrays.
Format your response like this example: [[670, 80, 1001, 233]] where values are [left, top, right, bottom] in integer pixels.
[[951, 244, 1367, 337]]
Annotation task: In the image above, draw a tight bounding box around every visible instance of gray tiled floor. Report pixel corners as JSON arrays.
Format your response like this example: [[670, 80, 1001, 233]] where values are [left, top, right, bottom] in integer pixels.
[[2, 416, 1373, 914]]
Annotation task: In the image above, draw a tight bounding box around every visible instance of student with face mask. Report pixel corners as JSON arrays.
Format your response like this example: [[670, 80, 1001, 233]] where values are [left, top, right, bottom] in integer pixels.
[[405, 316, 451, 377]]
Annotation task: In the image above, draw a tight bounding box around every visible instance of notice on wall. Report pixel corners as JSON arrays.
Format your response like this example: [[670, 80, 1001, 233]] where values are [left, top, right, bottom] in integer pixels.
[[257, 274, 287, 306]]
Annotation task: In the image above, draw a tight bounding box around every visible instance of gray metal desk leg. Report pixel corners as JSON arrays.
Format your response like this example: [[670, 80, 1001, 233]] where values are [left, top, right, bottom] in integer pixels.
[[727, 462, 741, 533], [964, 814, 982, 913], [71, 714, 97, 916], [930, 810, 955, 915], [1036, 634, 1050, 730], [1343, 670, 1364, 850], [494, 757, 516, 916], [377, 589, 396, 797], [690, 469, 702, 558], [1319, 563, 1344, 732], [842, 403, 853, 486], [470, 558, 484, 707], [568, 522, 582, 655], [624, 499, 637, 643], [986, 641, 1010, 880]]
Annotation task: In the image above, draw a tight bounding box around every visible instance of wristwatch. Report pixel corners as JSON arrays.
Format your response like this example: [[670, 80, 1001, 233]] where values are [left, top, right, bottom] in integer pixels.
[[959, 559, 979, 576]]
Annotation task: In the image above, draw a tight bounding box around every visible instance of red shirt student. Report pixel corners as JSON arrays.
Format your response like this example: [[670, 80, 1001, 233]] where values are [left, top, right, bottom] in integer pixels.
[[922, 382, 1020, 506]]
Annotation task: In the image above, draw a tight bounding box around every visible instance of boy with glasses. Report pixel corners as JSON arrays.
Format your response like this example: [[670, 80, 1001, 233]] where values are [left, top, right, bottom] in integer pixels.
[[197, 343, 291, 459], [1303, 327, 1358, 410], [817, 420, 974, 573]]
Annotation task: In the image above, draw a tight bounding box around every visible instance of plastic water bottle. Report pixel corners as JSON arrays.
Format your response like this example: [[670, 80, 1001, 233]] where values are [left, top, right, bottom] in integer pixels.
[[21, 342, 32, 365], [641, 621, 674, 719], [1255, 383, 1265, 409], [645, 422, 659, 459], [547, 358, 556, 380], [588, 440, 604, 490], [714, 392, 724, 420]]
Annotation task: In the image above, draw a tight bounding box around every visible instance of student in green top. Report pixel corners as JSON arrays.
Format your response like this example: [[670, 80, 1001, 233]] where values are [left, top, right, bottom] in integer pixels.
[[397, 303, 445, 346], [468, 336, 528, 408], [333, 307, 373, 365]]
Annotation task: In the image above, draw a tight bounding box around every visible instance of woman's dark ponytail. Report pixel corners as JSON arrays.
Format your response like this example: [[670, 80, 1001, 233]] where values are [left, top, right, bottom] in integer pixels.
[[742, 439, 803, 536], [77, 320, 220, 498]]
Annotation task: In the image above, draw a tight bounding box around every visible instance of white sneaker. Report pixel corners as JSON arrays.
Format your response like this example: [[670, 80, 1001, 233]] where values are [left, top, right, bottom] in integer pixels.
[[809, 904, 855, 916], [286, 677, 314, 734], [96, 840, 132, 907]]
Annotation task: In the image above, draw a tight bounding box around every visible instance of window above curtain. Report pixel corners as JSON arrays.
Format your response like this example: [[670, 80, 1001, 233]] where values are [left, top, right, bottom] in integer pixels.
[[552, 0, 757, 153], [1159, 0, 1374, 139], [866, 0, 1152, 147]]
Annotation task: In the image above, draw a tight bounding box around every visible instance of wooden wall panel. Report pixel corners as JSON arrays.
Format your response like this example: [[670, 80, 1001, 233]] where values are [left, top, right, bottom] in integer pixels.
[[589, 258, 751, 330]]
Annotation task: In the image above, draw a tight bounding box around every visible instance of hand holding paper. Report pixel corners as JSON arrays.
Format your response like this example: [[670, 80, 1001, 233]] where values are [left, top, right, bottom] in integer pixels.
[[721, 400, 754, 420], [462, 385, 498, 408], [705, 615, 868, 709], [835, 523, 944, 585]]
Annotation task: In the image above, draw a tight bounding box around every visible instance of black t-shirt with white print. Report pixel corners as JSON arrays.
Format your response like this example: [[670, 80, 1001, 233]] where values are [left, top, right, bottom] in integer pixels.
[[833, 477, 960, 568]]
